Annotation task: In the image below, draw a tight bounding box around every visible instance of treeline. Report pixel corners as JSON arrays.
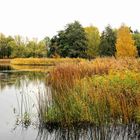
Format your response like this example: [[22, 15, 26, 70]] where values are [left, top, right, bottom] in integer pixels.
[[49, 21, 138, 58], [0, 21, 140, 58], [0, 35, 49, 58]]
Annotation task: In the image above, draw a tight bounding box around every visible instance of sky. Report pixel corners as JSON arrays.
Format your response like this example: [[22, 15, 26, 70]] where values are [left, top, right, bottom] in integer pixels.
[[0, 0, 140, 40]]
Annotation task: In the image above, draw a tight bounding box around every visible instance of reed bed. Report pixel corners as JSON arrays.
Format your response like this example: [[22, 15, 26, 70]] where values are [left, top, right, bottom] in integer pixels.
[[42, 71, 140, 126], [49, 57, 140, 91], [0, 59, 11, 65], [10, 58, 85, 66], [11, 65, 53, 72], [49, 61, 109, 91], [37, 58, 140, 126], [91, 57, 140, 72]]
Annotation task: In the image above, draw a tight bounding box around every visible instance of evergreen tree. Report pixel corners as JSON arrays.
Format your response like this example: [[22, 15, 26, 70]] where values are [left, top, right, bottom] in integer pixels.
[[99, 25, 116, 56], [133, 30, 140, 56], [48, 21, 87, 58]]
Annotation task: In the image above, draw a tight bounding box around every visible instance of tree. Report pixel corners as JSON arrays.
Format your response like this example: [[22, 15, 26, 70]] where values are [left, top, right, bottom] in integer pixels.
[[43, 36, 53, 57], [48, 36, 60, 57], [99, 25, 116, 56], [43, 36, 50, 48], [37, 40, 47, 57], [0, 34, 14, 58], [0, 33, 49, 58], [132, 30, 140, 56], [85, 26, 100, 59], [26, 40, 38, 57], [10, 35, 26, 58], [48, 21, 87, 58], [26, 39, 47, 58], [116, 25, 137, 57]]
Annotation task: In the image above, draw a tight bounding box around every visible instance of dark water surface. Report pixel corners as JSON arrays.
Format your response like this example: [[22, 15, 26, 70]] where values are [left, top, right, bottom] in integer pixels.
[[0, 65, 139, 140]]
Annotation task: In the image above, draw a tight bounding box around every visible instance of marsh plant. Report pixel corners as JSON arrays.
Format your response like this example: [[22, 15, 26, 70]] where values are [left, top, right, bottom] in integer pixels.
[[12, 58, 140, 139], [37, 59, 140, 126], [10, 58, 85, 66], [13, 75, 46, 128], [44, 71, 140, 125], [15, 90, 32, 128]]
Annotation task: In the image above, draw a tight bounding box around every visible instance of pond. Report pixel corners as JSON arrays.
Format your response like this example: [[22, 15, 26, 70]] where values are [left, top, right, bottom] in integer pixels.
[[0, 65, 47, 140], [0, 65, 139, 140]]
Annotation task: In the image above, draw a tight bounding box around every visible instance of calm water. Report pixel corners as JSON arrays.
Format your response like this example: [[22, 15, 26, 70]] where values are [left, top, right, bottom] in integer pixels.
[[0, 65, 46, 140], [0, 65, 139, 140]]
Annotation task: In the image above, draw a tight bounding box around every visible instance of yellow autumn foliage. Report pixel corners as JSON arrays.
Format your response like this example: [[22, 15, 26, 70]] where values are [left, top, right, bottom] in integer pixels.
[[116, 25, 138, 57]]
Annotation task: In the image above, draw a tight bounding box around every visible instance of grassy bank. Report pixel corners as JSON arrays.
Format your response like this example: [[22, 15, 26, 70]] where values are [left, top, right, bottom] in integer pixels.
[[10, 58, 86, 66], [11, 65, 54, 72], [37, 58, 140, 126]]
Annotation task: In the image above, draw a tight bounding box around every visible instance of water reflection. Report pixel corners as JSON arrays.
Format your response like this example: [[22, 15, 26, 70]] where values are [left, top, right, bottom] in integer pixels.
[[0, 65, 46, 91], [0, 65, 12, 71], [36, 124, 140, 140], [0, 65, 48, 140]]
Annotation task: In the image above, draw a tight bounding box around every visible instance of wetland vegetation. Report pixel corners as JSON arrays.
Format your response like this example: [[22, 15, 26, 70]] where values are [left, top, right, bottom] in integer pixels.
[[0, 57, 140, 139], [0, 22, 140, 139]]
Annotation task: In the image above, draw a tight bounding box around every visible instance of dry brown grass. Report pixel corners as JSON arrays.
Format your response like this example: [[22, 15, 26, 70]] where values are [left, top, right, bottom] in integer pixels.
[[50, 61, 109, 91], [44, 71, 140, 125], [49, 57, 140, 91], [92, 57, 140, 71], [11, 65, 53, 72], [0, 59, 11, 65], [10, 58, 85, 66], [41, 57, 140, 125]]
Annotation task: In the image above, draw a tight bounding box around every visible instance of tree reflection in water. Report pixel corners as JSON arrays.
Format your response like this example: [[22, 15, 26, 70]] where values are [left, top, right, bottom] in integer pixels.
[[0, 65, 46, 91]]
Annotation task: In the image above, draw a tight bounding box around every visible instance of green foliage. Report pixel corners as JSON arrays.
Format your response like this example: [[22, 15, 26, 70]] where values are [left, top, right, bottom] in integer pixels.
[[133, 31, 140, 56], [1, 23, 140, 59], [26, 40, 47, 58], [48, 36, 60, 57], [0, 34, 14, 58], [99, 25, 116, 56], [85, 26, 100, 59], [48, 21, 87, 58], [0, 34, 49, 58], [9, 35, 26, 58]]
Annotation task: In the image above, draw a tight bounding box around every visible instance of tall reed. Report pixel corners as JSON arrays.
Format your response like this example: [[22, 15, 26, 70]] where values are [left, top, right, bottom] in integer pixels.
[[38, 58, 140, 126], [45, 71, 140, 125]]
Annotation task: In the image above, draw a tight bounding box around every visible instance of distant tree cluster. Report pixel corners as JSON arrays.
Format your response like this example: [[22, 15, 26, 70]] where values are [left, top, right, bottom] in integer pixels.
[[48, 21, 139, 58], [0, 21, 140, 59], [0, 34, 49, 58]]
